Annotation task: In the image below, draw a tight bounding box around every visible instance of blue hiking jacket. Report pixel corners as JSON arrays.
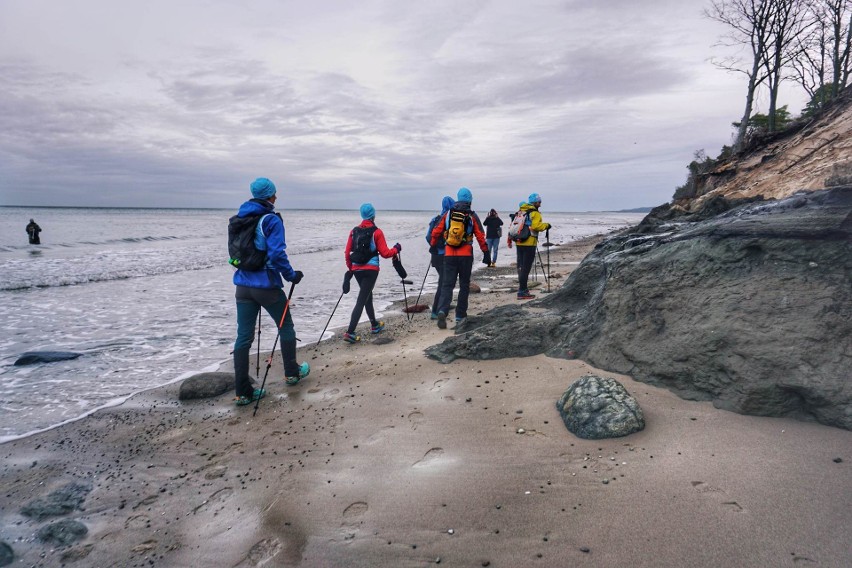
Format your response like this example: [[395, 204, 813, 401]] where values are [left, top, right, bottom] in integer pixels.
[[232, 199, 297, 289]]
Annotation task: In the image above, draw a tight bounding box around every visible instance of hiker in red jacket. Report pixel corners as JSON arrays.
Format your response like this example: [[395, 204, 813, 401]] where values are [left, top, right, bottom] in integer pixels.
[[342, 203, 402, 344], [429, 187, 488, 329]]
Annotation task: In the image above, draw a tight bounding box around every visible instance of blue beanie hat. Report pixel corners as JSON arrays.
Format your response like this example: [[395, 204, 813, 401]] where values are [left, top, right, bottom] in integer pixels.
[[250, 177, 276, 200], [457, 187, 472, 202], [359, 203, 376, 220], [528, 192, 541, 204]]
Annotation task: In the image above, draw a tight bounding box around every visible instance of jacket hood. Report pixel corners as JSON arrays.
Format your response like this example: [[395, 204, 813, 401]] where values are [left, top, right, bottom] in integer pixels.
[[453, 201, 472, 213], [520, 202, 537, 212], [441, 196, 455, 215], [238, 198, 275, 217]]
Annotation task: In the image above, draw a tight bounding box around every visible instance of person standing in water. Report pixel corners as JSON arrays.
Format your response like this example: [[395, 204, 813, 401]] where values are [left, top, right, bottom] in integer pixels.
[[231, 177, 309, 406], [342, 203, 402, 344], [26, 219, 41, 244], [482, 209, 503, 267]]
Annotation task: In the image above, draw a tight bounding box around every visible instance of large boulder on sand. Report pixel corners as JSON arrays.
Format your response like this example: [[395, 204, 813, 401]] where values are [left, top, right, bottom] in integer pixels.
[[178, 372, 233, 400], [20, 482, 92, 521], [427, 188, 852, 430], [36, 520, 88, 547], [557, 375, 645, 439]]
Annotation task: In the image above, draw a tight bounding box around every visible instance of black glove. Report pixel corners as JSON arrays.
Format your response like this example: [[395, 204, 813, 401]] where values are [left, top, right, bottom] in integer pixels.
[[428, 245, 437, 255], [394, 242, 402, 253], [392, 255, 407, 279], [482, 251, 490, 265], [342, 271, 353, 294], [545, 223, 553, 231], [291, 270, 304, 285]]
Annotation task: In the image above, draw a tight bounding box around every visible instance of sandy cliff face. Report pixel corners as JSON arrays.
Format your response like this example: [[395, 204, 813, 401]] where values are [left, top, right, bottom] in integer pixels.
[[427, 99, 852, 430]]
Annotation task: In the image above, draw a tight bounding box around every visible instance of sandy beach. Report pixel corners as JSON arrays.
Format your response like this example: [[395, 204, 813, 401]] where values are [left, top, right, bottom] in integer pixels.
[[1, 235, 850, 568]]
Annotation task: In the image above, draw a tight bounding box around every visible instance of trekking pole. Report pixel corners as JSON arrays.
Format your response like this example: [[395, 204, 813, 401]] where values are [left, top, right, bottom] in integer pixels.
[[533, 246, 538, 282], [255, 310, 262, 380], [253, 281, 296, 416], [545, 228, 552, 293], [392, 253, 411, 317], [410, 260, 432, 321], [314, 272, 352, 349], [536, 249, 550, 291]]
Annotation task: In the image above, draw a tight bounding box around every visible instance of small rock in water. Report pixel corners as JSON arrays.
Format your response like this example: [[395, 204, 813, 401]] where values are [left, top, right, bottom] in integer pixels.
[[14, 351, 82, 366], [833, 457, 843, 463], [0, 541, 14, 567]]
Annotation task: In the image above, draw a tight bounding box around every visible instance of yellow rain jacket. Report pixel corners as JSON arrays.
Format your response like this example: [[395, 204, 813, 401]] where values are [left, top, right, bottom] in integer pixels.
[[515, 203, 550, 247]]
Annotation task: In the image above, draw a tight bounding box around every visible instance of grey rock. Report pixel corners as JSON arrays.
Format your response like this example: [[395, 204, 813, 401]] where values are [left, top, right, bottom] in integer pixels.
[[21, 482, 92, 521], [178, 372, 233, 400], [556, 375, 645, 439], [36, 519, 88, 547], [14, 351, 82, 366], [0, 541, 13, 567], [373, 336, 394, 345], [427, 188, 852, 430]]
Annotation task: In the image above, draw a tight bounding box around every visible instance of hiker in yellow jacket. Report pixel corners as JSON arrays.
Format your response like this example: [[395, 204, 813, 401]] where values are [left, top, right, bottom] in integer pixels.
[[510, 193, 551, 299]]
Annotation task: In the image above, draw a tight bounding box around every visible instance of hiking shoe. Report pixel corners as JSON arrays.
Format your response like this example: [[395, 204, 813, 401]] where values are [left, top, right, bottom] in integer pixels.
[[343, 332, 360, 344], [285, 362, 310, 386], [455, 317, 466, 324], [235, 388, 266, 406], [371, 320, 385, 334], [437, 312, 447, 329], [517, 291, 536, 300], [430, 312, 439, 320]]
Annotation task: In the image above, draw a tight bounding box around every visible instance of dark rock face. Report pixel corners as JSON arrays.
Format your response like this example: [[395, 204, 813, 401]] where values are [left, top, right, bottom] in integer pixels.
[[14, 351, 82, 366], [426, 188, 852, 430], [556, 375, 645, 439], [36, 519, 88, 547], [20, 482, 92, 521], [0, 541, 13, 567], [178, 372, 233, 400]]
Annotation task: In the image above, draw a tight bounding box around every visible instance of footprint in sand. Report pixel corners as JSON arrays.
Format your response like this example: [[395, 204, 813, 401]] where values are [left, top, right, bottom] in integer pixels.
[[366, 425, 395, 444], [413, 448, 444, 468], [691, 481, 744, 512], [431, 378, 448, 391], [342, 501, 368, 520], [323, 388, 340, 401], [408, 411, 424, 430], [244, 538, 283, 566], [124, 515, 150, 529], [193, 487, 234, 514]]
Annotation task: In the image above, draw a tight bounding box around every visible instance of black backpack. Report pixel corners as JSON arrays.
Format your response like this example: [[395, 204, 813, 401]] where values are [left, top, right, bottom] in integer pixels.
[[228, 213, 278, 270], [349, 225, 378, 264]]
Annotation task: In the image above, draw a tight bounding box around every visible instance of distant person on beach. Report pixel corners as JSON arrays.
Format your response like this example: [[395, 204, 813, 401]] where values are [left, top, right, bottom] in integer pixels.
[[509, 193, 551, 300], [426, 195, 455, 320], [483, 209, 503, 267], [26, 219, 41, 244], [429, 187, 489, 329], [342, 203, 402, 344], [230, 177, 309, 406]]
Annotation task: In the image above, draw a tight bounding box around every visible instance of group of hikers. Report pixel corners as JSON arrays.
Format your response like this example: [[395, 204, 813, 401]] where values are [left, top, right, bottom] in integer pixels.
[[228, 179, 550, 407]]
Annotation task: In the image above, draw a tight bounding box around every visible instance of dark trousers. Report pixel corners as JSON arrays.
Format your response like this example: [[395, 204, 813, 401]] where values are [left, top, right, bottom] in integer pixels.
[[234, 286, 297, 397], [347, 270, 379, 334], [437, 255, 473, 319], [516, 245, 536, 292], [430, 253, 445, 315]]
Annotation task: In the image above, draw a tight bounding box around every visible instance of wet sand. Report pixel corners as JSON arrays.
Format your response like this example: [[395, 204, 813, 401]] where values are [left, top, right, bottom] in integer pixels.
[[1, 236, 850, 567]]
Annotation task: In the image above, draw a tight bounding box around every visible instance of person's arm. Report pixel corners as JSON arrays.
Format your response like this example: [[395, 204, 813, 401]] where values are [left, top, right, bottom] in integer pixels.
[[529, 211, 550, 233], [430, 213, 447, 246], [472, 213, 488, 252], [373, 228, 399, 259], [263, 215, 297, 281], [344, 230, 354, 271]]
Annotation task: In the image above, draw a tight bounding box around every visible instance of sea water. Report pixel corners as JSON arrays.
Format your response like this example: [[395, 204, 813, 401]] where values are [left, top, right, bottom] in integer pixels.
[[0, 206, 644, 441]]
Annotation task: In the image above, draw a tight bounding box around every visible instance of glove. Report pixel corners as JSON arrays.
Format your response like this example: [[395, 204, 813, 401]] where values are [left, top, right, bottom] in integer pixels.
[[394, 242, 402, 253], [482, 251, 490, 265], [342, 270, 353, 294], [428, 245, 437, 255], [544, 223, 552, 231], [291, 270, 304, 285]]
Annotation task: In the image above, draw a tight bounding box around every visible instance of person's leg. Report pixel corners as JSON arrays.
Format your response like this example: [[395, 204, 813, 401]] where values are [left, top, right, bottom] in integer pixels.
[[358, 271, 379, 325], [234, 287, 261, 398], [254, 287, 299, 377], [518, 246, 535, 293], [431, 254, 445, 316], [438, 256, 459, 316], [347, 271, 374, 335], [455, 256, 473, 319], [487, 238, 498, 264]]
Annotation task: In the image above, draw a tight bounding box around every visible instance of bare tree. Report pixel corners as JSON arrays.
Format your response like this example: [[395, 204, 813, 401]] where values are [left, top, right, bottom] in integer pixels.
[[706, 0, 776, 151], [791, 0, 852, 111], [762, 0, 810, 131]]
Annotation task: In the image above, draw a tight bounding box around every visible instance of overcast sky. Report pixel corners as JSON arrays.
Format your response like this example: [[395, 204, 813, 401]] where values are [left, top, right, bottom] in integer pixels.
[[0, 0, 807, 212]]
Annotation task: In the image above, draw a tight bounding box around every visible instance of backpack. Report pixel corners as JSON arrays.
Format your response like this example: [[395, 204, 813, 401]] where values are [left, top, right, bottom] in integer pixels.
[[507, 209, 531, 242], [443, 209, 472, 247], [228, 213, 277, 270], [349, 225, 378, 264]]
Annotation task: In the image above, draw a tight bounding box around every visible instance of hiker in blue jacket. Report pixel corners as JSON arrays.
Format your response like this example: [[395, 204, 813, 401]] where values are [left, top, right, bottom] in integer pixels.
[[426, 195, 455, 319], [231, 177, 309, 406]]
